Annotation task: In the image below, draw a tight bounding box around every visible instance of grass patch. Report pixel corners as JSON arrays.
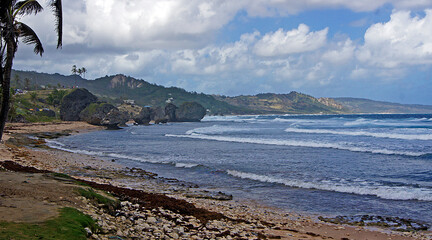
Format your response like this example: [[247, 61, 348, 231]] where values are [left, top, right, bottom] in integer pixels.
[[77, 188, 119, 212], [50, 172, 74, 179], [0, 207, 98, 240]]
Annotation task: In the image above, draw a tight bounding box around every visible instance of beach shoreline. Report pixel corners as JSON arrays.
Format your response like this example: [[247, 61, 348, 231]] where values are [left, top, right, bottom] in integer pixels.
[[1, 121, 431, 239]]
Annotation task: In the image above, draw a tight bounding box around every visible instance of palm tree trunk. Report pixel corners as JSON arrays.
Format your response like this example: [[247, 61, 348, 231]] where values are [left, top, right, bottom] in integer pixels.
[[0, 39, 16, 141]]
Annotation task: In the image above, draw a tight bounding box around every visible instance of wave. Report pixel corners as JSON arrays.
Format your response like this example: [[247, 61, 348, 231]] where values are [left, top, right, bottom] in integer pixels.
[[186, 125, 254, 135], [46, 140, 199, 169], [175, 163, 200, 168], [226, 170, 432, 201], [343, 118, 432, 128], [165, 134, 428, 157], [284, 128, 432, 140]]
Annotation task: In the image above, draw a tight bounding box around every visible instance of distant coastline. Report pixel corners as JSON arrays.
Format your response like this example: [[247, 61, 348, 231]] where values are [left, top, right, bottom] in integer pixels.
[[11, 69, 432, 116]]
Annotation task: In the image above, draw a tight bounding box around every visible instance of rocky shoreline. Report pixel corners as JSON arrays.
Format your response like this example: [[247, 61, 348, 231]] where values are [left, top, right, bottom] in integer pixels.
[[1, 122, 431, 239]]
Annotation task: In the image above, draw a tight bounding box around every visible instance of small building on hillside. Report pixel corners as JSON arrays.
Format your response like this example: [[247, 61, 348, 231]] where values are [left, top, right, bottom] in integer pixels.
[[123, 99, 135, 105]]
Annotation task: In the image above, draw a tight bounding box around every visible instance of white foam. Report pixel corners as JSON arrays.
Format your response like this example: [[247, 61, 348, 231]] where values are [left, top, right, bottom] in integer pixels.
[[45, 139, 65, 147], [186, 125, 254, 135], [46, 141, 202, 169], [175, 163, 199, 168], [165, 134, 427, 157], [46, 142, 162, 164], [284, 128, 432, 140], [226, 170, 432, 201]]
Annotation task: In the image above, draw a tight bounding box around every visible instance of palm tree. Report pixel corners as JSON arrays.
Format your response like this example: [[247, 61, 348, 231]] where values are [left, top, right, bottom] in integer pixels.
[[81, 67, 86, 79], [77, 68, 82, 77], [0, 0, 63, 141], [71, 64, 77, 75]]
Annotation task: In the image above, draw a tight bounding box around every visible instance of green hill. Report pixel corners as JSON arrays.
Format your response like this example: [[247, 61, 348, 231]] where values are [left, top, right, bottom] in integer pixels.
[[214, 92, 346, 114], [11, 70, 253, 115], [11, 70, 432, 115], [334, 97, 432, 114]]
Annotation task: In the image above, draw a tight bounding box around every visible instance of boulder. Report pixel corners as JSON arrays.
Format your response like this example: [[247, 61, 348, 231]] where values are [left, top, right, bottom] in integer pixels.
[[175, 102, 206, 122], [133, 107, 151, 125], [150, 107, 167, 124], [164, 103, 177, 122], [10, 114, 27, 123], [79, 103, 116, 125], [60, 88, 97, 121], [101, 108, 129, 129], [80, 103, 128, 129]]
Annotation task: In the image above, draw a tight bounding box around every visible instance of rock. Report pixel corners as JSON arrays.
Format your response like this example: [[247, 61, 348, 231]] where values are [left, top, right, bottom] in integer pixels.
[[175, 102, 206, 122], [164, 103, 177, 122], [133, 107, 151, 125], [168, 232, 179, 239], [147, 216, 157, 224], [79, 103, 116, 125], [150, 107, 167, 124], [60, 88, 97, 121], [84, 227, 92, 237], [117, 103, 143, 119], [79, 103, 128, 129], [101, 108, 129, 129], [10, 114, 27, 123]]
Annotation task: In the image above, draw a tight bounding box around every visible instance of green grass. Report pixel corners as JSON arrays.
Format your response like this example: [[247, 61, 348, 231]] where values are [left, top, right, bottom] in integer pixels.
[[0, 207, 98, 240], [77, 188, 119, 211]]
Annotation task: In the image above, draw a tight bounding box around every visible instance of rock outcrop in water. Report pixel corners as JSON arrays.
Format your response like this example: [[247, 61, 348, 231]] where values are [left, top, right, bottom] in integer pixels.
[[318, 215, 429, 232], [175, 102, 206, 122], [79, 103, 129, 129], [131, 102, 206, 125], [133, 107, 151, 125], [60, 88, 97, 121]]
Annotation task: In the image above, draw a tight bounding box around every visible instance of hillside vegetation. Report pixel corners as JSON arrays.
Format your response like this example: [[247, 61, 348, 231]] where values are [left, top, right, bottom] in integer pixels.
[[11, 70, 252, 115], [214, 92, 345, 114], [10, 70, 432, 115], [9, 89, 71, 122], [335, 98, 432, 114]]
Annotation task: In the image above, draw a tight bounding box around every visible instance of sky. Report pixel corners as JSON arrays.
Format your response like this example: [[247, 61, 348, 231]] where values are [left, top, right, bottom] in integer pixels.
[[12, 0, 432, 105]]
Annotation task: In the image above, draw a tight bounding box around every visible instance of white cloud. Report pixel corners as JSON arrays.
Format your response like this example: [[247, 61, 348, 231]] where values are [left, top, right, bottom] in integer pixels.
[[357, 10, 432, 68], [243, 0, 432, 16], [322, 39, 355, 64], [13, 1, 432, 103], [253, 24, 328, 57]]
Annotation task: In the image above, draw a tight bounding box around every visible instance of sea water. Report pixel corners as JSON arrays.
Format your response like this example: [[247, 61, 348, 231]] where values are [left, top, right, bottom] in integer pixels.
[[47, 114, 432, 223]]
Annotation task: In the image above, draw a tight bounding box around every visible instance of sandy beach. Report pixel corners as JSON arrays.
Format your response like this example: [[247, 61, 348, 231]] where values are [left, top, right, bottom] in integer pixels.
[[1, 121, 431, 240]]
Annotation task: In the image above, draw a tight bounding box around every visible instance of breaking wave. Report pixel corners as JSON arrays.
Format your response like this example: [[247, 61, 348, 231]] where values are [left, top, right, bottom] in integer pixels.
[[284, 128, 432, 140], [165, 134, 427, 157], [186, 125, 254, 135], [45, 140, 199, 169], [226, 170, 432, 201]]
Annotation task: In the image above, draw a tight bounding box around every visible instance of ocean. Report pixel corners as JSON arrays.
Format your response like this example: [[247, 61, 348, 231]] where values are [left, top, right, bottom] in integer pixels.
[[47, 114, 432, 224]]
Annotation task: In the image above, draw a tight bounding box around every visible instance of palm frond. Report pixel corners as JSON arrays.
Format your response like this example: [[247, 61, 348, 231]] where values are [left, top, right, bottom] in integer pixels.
[[49, 0, 62, 48], [16, 22, 44, 56], [14, 0, 43, 16], [0, 0, 14, 20]]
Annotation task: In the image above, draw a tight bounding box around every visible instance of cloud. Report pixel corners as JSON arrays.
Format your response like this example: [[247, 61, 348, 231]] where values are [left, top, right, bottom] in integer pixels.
[[322, 39, 355, 64], [357, 10, 432, 68], [243, 0, 432, 16], [253, 24, 328, 57], [24, 0, 432, 52], [13, 2, 432, 104]]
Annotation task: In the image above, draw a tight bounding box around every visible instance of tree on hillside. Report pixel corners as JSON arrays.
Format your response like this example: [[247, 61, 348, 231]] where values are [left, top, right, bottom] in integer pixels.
[[81, 67, 86, 78], [29, 91, 38, 102], [0, 0, 63, 141], [13, 74, 20, 88], [71, 64, 77, 75], [24, 77, 30, 90], [77, 68, 82, 77]]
